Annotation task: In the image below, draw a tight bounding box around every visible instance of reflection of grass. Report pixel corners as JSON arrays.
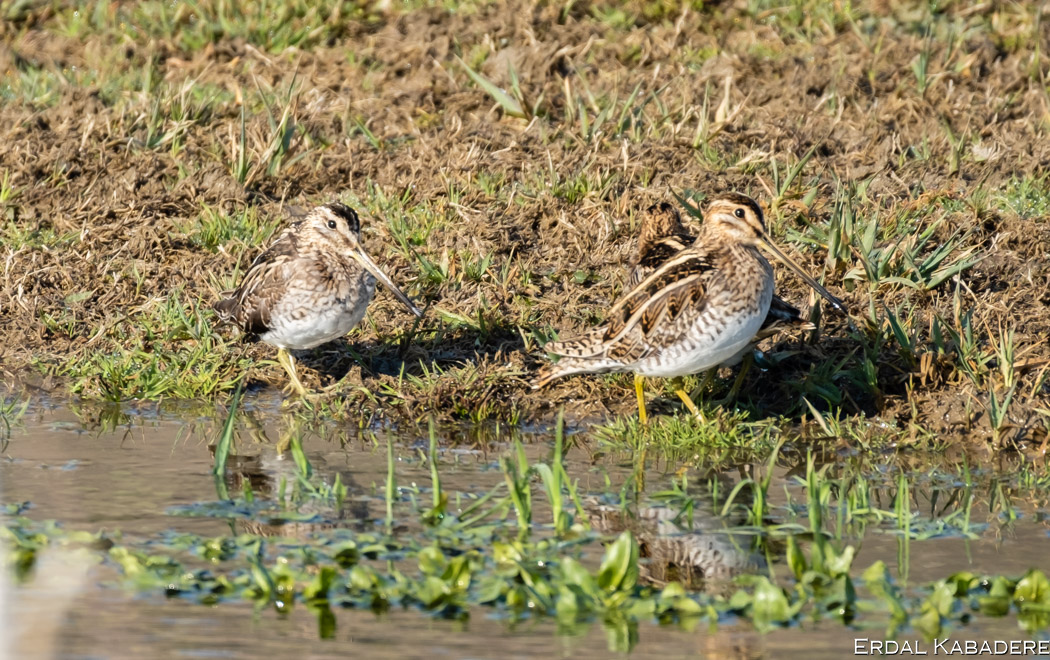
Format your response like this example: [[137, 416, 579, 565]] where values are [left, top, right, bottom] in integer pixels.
[[0, 396, 29, 441], [6, 412, 1050, 643]]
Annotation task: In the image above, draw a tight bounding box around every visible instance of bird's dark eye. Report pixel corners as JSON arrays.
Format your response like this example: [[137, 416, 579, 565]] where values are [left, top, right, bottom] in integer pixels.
[[734, 208, 745, 218], [327, 220, 338, 229]]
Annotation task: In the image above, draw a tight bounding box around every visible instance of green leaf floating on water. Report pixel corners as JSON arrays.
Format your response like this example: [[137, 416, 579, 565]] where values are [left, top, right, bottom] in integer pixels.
[[560, 556, 599, 598], [597, 531, 639, 593], [4, 513, 1050, 637], [303, 566, 336, 602], [418, 544, 447, 576], [862, 560, 908, 621], [1014, 569, 1050, 608], [748, 576, 794, 633]]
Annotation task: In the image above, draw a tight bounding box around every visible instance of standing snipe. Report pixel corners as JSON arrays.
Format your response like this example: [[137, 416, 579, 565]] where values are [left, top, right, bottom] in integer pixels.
[[629, 201, 817, 401], [533, 193, 844, 422], [214, 202, 423, 396]]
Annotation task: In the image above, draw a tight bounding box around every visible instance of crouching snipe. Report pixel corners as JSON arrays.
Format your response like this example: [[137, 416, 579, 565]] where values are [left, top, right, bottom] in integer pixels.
[[534, 193, 846, 422], [214, 202, 423, 396]]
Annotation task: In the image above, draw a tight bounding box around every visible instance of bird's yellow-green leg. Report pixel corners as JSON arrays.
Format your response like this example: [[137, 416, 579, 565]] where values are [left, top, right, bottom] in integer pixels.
[[634, 373, 648, 425], [718, 352, 754, 404], [698, 367, 717, 396], [277, 347, 309, 398], [685, 368, 717, 402], [633, 373, 650, 493], [274, 415, 303, 456], [674, 386, 706, 423]]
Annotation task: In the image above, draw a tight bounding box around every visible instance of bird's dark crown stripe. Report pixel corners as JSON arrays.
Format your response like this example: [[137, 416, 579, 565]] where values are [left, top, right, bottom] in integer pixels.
[[710, 192, 762, 216], [322, 202, 361, 233]]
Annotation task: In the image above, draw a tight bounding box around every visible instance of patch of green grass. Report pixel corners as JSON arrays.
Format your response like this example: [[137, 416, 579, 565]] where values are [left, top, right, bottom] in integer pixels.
[[50, 0, 382, 54], [225, 78, 325, 187], [124, 76, 228, 156], [998, 175, 1050, 219], [595, 407, 773, 456], [792, 188, 983, 294], [45, 293, 249, 401], [0, 218, 79, 251], [747, 0, 863, 42], [0, 64, 98, 107], [179, 203, 282, 253]]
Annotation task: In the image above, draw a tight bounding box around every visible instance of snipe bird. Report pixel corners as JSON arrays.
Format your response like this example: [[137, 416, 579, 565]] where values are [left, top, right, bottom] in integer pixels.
[[533, 193, 844, 422], [214, 202, 423, 396], [629, 201, 817, 402]]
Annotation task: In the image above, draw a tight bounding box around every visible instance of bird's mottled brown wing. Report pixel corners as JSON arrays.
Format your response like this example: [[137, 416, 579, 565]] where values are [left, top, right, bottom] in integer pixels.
[[627, 202, 695, 288], [608, 247, 714, 336], [543, 247, 717, 364], [628, 235, 693, 288], [213, 224, 301, 335]]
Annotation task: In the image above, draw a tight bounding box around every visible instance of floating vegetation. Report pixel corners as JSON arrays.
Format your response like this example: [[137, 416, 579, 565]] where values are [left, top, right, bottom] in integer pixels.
[[5, 409, 1050, 650]]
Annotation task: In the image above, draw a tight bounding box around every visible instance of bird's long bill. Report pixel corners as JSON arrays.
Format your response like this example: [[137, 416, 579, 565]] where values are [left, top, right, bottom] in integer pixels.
[[350, 247, 424, 318], [759, 236, 847, 314]]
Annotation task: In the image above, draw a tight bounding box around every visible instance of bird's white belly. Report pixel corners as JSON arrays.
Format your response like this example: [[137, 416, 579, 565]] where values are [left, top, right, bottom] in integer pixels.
[[636, 298, 770, 378], [262, 276, 376, 350], [263, 305, 366, 350]]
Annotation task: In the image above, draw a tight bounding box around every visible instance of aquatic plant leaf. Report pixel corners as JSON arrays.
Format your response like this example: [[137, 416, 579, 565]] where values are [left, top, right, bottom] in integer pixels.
[[1015, 569, 1050, 608], [750, 576, 792, 632], [493, 541, 523, 566], [987, 575, 1014, 600], [416, 575, 448, 608], [785, 535, 807, 580], [332, 541, 359, 568], [247, 559, 274, 600], [476, 575, 506, 604], [348, 564, 377, 590], [977, 593, 1011, 617], [289, 435, 311, 479], [657, 583, 704, 616], [912, 600, 943, 639], [556, 584, 580, 620], [303, 566, 336, 602], [927, 581, 958, 616], [443, 555, 473, 593], [824, 545, 855, 578], [597, 531, 638, 593], [560, 556, 598, 597], [211, 378, 242, 481], [418, 544, 447, 576]]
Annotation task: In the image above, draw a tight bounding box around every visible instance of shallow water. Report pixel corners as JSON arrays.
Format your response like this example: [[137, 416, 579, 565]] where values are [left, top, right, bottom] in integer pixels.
[[3, 399, 1049, 658]]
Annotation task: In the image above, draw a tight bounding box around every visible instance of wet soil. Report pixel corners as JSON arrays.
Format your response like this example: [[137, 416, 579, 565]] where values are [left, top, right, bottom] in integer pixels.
[[1, 1, 1049, 442]]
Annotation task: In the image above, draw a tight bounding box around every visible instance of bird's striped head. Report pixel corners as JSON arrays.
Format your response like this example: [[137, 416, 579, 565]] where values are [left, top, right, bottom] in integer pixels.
[[704, 193, 766, 245]]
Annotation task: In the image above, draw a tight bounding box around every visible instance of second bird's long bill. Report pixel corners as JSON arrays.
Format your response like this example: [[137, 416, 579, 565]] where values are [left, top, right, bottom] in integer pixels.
[[352, 248, 424, 317], [760, 238, 847, 314]]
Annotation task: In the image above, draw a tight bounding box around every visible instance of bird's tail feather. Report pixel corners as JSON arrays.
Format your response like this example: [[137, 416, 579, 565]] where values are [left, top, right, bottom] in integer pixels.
[[531, 356, 623, 389]]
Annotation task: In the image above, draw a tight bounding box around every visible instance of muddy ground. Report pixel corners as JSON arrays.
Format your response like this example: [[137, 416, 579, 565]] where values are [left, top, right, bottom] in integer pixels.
[[0, 0, 1048, 446]]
